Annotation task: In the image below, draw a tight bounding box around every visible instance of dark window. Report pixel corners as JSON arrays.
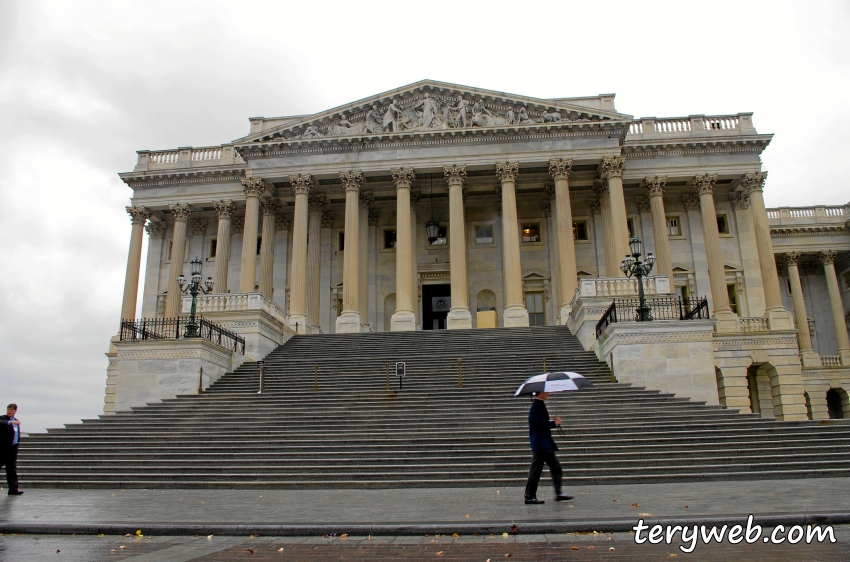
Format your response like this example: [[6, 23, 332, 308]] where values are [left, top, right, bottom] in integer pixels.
[[627, 218, 635, 238], [717, 214, 729, 234], [384, 229, 397, 249], [339, 232, 345, 252], [475, 225, 493, 244], [256, 237, 262, 255], [727, 283, 739, 315], [827, 389, 845, 419], [573, 221, 587, 241], [430, 225, 447, 246], [209, 239, 217, 258], [522, 224, 540, 243]]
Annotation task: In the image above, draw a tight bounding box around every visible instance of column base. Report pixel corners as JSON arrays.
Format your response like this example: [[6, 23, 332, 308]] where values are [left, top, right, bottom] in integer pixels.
[[335, 312, 362, 333], [713, 309, 740, 333], [447, 307, 472, 330], [307, 324, 322, 334], [558, 305, 572, 326], [503, 305, 529, 327], [289, 313, 308, 334], [391, 310, 417, 332], [766, 307, 794, 331], [801, 350, 821, 368]]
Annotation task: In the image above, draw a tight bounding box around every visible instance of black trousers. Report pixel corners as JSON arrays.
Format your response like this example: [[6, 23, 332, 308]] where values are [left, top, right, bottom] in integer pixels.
[[1, 446, 19, 491], [524, 451, 563, 499]]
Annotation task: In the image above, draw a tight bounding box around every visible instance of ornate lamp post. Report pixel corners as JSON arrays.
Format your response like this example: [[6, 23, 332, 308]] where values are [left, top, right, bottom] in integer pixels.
[[177, 256, 213, 337], [620, 237, 656, 321]]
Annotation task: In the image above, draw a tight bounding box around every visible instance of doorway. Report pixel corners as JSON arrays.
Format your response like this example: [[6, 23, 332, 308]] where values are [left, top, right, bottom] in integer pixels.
[[423, 283, 451, 330]]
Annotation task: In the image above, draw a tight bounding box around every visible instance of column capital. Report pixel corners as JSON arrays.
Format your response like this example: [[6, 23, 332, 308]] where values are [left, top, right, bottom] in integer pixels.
[[126, 205, 151, 225], [820, 250, 838, 265], [289, 173, 315, 195], [232, 217, 244, 234], [643, 176, 667, 197], [741, 171, 767, 194], [548, 158, 573, 181], [261, 197, 282, 216], [495, 162, 519, 183], [308, 193, 326, 212], [145, 221, 165, 239], [321, 210, 336, 228], [168, 203, 192, 222], [213, 200, 236, 218], [693, 174, 718, 195], [682, 194, 701, 210], [275, 214, 292, 232], [359, 191, 374, 208], [410, 188, 422, 207], [190, 219, 208, 237], [391, 168, 415, 189], [340, 170, 363, 193], [368, 207, 381, 226], [780, 251, 801, 266], [635, 195, 650, 213], [444, 164, 467, 186], [591, 178, 609, 197], [599, 156, 626, 179], [241, 177, 273, 198], [589, 198, 601, 215], [729, 191, 751, 209]]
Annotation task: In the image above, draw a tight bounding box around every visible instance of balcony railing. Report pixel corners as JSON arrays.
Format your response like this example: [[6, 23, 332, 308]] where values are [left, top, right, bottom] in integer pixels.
[[595, 297, 709, 338], [120, 317, 245, 354]]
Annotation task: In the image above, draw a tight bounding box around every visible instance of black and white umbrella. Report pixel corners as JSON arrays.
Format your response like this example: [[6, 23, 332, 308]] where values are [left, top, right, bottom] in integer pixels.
[[514, 372, 595, 396]]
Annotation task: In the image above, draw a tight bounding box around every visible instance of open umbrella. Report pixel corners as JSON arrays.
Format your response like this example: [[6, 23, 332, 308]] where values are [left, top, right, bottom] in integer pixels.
[[514, 371, 594, 396]]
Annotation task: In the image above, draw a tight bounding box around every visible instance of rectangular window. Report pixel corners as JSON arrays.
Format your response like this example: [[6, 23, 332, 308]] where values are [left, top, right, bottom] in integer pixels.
[[573, 221, 588, 241], [522, 223, 540, 243], [666, 216, 681, 236], [843, 270, 850, 291], [256, 237, 262, 255], [430, 225, 447, 246], [526, 292, 544, 326], [209, 239, 217, 259], [627, 218, 635, 238], [384, 229, 397, 249], [717, 214, 730, 234], [727, 283, 739, 315], [475, 225, 493, 244], [167, 241, 173, 261], [338, 232, 345, 252], [676, 285, 691, 313]]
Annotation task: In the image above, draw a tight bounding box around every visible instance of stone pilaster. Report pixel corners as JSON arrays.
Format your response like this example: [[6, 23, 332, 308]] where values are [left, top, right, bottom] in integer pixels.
[[239, 178, 272, 293], [819, 250, 850, 365], [288, 174, 312, 333], [780, 252, 820, 367], [593, 179, 616, 277], [742, 172, 793, 330], [164, 203, 191, 318], [644, 176, 674, 288], [549, 159, 577, 324], [258, 198, 280, 298], [359, 191, 373, 329], [444, 165, 472, 329], [410, 189, 420, 328], [336, 171, 363, 333], [694, 174, 738, 332], [496, 162, 529, 327], [599, 157, 630, 274], [390, 168, 416, 331], [212, 200, 236, 294], [120, 206, 151, 322], [306, 193, 325, 332]]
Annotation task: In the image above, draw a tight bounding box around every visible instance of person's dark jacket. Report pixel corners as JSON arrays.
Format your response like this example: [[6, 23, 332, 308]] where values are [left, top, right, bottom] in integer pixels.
[[0, 415, 18, 449], [528, 399, 558, 453]]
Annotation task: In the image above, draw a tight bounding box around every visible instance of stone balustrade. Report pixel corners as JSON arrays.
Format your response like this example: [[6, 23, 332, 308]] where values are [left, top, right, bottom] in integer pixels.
[[627, 113, 751, 138], [183, 292, 289, 326], [821, 355, 842, 368], [134, 144, 243, 172], [766, 204, 849, 224], [738, 317, 770, 332], [570, 275, 671, 306]]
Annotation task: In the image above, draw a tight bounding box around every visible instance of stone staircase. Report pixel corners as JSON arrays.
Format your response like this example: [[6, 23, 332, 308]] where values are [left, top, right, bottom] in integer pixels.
[[18, 326, 850, 488]]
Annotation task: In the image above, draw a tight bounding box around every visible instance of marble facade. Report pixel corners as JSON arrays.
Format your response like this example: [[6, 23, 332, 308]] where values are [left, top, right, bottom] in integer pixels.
[[106, 80, 850, 420]]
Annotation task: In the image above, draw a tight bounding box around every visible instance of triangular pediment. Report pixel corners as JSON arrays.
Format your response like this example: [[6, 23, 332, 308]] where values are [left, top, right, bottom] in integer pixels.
[[235, 80, 633, 145]]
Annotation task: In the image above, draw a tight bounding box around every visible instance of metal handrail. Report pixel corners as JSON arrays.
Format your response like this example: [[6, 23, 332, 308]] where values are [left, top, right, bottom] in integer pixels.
[[120, 317, 245, 355], [595, 296, 710, 338]]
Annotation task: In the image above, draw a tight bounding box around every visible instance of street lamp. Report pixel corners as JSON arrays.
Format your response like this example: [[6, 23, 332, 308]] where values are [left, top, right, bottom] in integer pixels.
[[177, 256, 213, 337], [620, 237, 656, 321]]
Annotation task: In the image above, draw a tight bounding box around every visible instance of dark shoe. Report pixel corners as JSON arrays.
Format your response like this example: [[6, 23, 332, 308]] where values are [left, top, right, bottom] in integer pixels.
[[524, 498, 545, 505], [8, 490, 23, 496], [555, 495, 573, 502]]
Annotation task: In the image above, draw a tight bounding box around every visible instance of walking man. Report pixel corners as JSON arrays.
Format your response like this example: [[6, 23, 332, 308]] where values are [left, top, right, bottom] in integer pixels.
[[1, 403, 23, 495], [524, 392, 571, 504]]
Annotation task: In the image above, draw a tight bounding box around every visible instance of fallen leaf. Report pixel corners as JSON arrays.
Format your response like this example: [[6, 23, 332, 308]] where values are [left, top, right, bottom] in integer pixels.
[[670, 555, 678, 558], [610, 547, 616, 551], [510, 524, 518, 535], [588, 545, 596, 549], [247, 548, 254, 554], [631, 503, 639, 508], [571, 546, 579, 551], [56, 550, 60, 553], [136, 530, 143, 537], [436, 551, 444, 556], [505, 554, 512, 558], [684, 506, 688, 509], [207, 535, 214, 540], [124, 534, 131, 538], [110, 550, 115, 553], [425, 534, 430, 537], [639, 513, 653, 517], [466, 514, 470, 518], [119, 546, 126, 550], [249, 534, 259, 538], [278, 547, 284, 552], [340, 534, 348, 539], [97, 534, 104, 538], [612, 499, 618, 502], [502, 533, 509, 537]]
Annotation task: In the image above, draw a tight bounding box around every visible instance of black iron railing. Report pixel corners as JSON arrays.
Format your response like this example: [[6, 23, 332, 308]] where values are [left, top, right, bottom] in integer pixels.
[[120, 317, 246, 355], [595, 296, 710, 338]]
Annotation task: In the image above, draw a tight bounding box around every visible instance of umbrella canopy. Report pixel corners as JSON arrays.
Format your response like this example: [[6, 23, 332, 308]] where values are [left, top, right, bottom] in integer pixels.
[[514, 372, 595, 396]]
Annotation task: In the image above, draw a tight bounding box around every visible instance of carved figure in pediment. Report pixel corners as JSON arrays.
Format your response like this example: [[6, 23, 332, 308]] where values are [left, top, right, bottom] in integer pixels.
[[504, 107, 515, 125], [541, 109, 562, 123], [298, 125, 323, 139], [472, 99, 497, 127], [517, 105, 534, 124], [414, 93, 440, 129], [383, 98, 404, 132], [452, 96, 470, 128], [364, 105, 384, 134], [327, 114, 365, 136]]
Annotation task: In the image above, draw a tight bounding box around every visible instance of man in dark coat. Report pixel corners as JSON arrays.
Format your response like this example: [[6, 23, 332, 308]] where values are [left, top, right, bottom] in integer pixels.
[[0, 403, 23, 495], [524, 392, 572, 504]]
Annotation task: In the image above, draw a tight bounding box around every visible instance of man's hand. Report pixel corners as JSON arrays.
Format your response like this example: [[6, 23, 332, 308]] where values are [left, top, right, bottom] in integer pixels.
[[10, 420, 20, 425], [554, 415, 561, 426]]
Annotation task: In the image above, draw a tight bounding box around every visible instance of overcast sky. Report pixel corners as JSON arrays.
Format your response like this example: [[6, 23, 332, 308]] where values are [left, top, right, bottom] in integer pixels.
[[1, 0, 848, 433]]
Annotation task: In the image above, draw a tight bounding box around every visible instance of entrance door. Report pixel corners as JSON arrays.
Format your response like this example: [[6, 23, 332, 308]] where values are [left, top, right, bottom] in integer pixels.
[[423, 284, 451, 330]]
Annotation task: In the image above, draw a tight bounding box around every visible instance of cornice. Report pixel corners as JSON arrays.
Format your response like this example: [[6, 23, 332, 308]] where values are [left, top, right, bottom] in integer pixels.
[[770, 225, 850, 237], [622, 135, 772, 159], [120, 168, 246, 189]]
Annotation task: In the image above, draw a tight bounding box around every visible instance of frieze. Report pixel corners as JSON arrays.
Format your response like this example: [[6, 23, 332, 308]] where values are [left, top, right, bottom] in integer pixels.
[[712, 337, 797, 350], [122, 169, 245, 189], [601, 331, 714, 347], [117, 348, 231, 368]]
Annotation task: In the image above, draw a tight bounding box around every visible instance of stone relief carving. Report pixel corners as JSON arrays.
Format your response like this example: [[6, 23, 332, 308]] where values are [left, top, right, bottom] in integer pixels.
[[740, 171, 767, 193], [780, 251, 801, 266], [321, 210, 336, 228], [635, 196, 651, 213], [819, 250, 837, 265], [126, 205, 151, 225], [213, 200, 236, 218], [146, 221, 166, 239], [232, 217, 244, 234], [368, 207, 381, 226], [693, 174, 718, 195], [168, 203, 192, 221], [275, 214, 293, 232], [359, 191, 375, 208], [241, 177, 272, 198], [339, 170, 363, 192], [495, 162, 519, 183], [591, 179, 608, 198], [729, 190, 750, 209], [588, 198, 601, 215], [410, 189, 422, 207], [308, 193, 326, 212], [391, 168, 415, 189], [260, 198, 282, 216], [190, 219, 208, 237], [682, 194, 701, 210], [548, 159, 572, 181], [644, 176, 666, 198]]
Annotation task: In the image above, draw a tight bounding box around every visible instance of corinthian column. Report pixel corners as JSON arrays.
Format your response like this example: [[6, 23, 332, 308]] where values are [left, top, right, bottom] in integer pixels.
[[336, 171, 363, 333], [212, 200, 235, 293], [120, 206, 151, 322], [288, 174, 312, 333], [390, 168, 416, 331], [359, 191, 373, 328], [444, 165, 472, 329], [694, 174, 737, 331], [742, 172, 793, 330], [781, 252, 819, 367], [592, 180, 616, 276], [164, 203, 191, 318], [820, 250, 850, 365], [599, 157, 630, 273], [306, 193, 325, 332], [548, 159, 577, 323], [258, 198, 280, 298], [239, 178, 272, 293], [644, 176, 673, 287], [496, 162, 529, 327]]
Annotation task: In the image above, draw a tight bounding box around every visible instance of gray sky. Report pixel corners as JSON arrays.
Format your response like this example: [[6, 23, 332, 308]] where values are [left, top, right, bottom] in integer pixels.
[[1, 0, 848, 433]]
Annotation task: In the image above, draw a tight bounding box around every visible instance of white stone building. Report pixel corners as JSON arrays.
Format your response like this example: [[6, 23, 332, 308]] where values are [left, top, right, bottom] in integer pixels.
[[107, 80, 850, 422]]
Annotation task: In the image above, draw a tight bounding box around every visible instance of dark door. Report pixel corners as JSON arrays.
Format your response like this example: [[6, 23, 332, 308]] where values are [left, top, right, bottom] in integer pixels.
[[423, 283, 451, 330]]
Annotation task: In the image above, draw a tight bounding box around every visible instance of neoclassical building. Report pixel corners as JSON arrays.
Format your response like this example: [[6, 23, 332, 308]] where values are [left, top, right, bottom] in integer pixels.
[[109, 80, 850, 422]]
